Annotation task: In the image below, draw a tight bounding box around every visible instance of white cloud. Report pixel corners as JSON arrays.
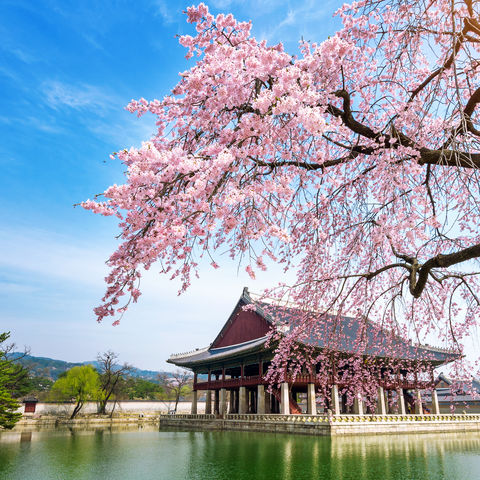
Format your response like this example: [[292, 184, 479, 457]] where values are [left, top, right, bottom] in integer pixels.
[[88, 113, 157, 149], [153, 0, 175, 24], [0, 221, 295, 370], [210, 0, 235, 8], [42, 80, 119, 112], [255, 0, 334, 45], [0, 225, 111, 288]]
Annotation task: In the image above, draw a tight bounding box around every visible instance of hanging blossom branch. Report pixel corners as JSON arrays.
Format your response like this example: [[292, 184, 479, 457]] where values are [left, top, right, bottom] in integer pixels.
[[82, 1, 480, 390]]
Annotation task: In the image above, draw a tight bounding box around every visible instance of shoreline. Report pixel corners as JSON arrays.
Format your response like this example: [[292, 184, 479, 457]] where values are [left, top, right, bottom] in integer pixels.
[[8, 411, 480, 437], [12, 413, 160, 431]]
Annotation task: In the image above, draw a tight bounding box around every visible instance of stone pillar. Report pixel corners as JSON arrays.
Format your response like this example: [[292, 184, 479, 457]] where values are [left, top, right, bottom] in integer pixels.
[[331, 384, 340, 415], [431, 389, 440, 414], [257, 384, 265, 414], [239, 386, 247, 414], [251, 389, 257, 413], [230, 389, 236, 414], [377, 386, 387, 415], [265, 391, 271, 414], [280, 382, 290, 414], [219, 388, 227, 416], [205, 390, 212, 414], [214, 389, 220, 415], [414, 389, 423, 414], [191, 390, 198, 414], [397, 388, 406, 415], [353, 393, 364, 415], [307, 383, 316, 414]]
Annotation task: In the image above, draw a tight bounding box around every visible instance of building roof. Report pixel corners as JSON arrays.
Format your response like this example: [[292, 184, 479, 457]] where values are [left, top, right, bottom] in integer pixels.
[[168, 336, 268, 367], [168, 287, 460, 368]]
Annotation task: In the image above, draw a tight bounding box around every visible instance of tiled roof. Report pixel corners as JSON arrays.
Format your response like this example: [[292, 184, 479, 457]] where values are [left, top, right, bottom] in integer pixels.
[[167, 336, 267, 367], [168, 288, 460, 367]]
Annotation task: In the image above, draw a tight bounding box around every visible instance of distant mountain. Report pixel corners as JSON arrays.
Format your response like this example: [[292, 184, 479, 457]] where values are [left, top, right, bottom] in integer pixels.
[[10, 353, 166, 382]]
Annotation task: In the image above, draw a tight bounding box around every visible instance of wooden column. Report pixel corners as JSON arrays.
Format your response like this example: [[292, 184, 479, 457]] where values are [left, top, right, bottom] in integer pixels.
[[214, 389, 220, 415], [307, 383, 316, 414], [280, 382, 290, 414]]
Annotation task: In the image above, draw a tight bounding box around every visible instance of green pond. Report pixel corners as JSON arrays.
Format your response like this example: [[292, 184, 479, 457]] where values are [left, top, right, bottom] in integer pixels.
[[1, 426, 479, 480]]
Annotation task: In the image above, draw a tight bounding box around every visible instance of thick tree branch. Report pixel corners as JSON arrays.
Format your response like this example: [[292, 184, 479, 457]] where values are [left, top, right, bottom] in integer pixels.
[[411, 243, 480, 297]]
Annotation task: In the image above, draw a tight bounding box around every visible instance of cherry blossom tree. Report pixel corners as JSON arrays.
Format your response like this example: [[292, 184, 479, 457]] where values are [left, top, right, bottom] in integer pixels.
[[83, 1, 480, 402]]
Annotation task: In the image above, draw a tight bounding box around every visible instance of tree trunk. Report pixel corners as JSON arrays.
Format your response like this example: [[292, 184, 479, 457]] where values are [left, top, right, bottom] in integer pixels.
[[70, 400, 84, 419], [98, 400, 106, 415], [109, 399, 118, 418]]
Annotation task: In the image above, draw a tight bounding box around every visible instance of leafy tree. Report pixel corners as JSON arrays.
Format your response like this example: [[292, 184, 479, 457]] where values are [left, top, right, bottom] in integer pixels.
[[83, 2, 480, 389], [158, 370, 192, 413], [0, 333, 22, 429], [97, 351, 132, 414], [50, 365, 100, 419], [123, 377, 163, 400]]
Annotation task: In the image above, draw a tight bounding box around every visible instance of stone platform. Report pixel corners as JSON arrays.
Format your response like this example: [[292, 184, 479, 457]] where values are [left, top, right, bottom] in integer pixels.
[[160, 413, 480, 436]]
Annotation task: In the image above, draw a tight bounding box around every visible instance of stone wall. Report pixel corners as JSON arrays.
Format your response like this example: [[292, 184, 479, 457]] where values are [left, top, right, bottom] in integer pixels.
[[21, 401, 206, 416], [160, 413, 480, 436]]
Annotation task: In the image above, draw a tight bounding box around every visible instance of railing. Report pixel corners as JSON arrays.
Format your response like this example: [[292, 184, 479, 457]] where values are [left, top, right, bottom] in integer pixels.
[[161, 414, 216, 420], [328, 414, 480, 423], [227, 414, 330, 423], [164, 413, 480, 423]]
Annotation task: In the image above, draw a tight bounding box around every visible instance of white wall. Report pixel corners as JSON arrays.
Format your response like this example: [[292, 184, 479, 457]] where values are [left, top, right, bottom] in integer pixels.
[[22, 401, 205, 416]]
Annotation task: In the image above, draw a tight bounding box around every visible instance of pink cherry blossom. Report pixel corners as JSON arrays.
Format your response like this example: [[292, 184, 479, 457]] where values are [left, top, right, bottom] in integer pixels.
[[84, 1, 480, 394]]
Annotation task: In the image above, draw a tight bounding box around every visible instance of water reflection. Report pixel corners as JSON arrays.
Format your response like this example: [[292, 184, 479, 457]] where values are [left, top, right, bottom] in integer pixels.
[[0, 426, 479, 480], [183, 430, 480, 480]]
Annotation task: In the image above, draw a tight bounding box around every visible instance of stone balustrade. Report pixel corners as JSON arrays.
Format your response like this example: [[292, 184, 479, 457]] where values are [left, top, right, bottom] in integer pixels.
[[160, 412, 480, 435], [165, 413, 480, 423], [162, 414, 216, 420]]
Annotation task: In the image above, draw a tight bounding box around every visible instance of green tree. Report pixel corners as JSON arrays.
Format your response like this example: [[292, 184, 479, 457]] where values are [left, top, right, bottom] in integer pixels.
[[0, 332, 22, 429], [51, 365, 100, 419], [123, 377, 163, 400]]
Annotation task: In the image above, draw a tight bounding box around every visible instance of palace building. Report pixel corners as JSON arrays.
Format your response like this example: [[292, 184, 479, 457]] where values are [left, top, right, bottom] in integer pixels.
[[168, 288, 459, 416]]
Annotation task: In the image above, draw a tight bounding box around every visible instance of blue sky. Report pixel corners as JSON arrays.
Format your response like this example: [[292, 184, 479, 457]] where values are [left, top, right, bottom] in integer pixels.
[[0, 0, 342, 370]]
